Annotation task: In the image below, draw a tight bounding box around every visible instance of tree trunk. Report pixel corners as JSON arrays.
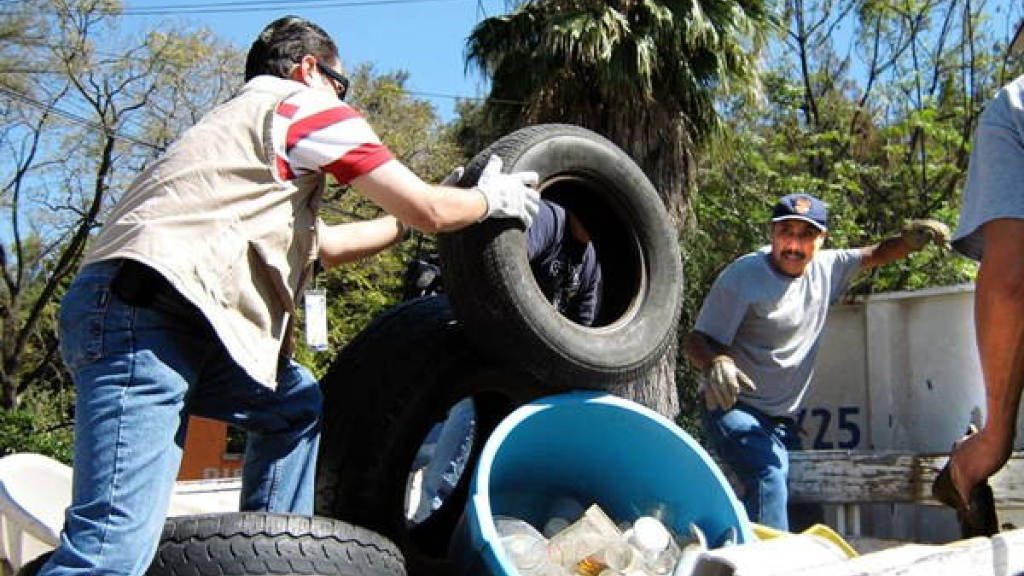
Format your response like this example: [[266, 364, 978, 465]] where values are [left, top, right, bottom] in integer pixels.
[[611, 336, 680, 420]]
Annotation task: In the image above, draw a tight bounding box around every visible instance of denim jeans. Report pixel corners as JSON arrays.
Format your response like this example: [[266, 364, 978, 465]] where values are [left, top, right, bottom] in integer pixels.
[[41, 260, 322, 576], [702, 403, 802, 531]]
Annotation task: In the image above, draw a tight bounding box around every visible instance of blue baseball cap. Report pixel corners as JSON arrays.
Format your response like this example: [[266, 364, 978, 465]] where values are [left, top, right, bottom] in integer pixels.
[[771, 194, 828, 231]]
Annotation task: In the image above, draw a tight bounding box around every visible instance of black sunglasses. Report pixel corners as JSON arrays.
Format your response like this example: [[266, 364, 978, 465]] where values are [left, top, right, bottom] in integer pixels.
[[317, 62, 350, 101]]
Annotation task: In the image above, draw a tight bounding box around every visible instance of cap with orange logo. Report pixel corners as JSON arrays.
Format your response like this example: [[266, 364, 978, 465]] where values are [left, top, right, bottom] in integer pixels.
[[771, 194, 828, 231]]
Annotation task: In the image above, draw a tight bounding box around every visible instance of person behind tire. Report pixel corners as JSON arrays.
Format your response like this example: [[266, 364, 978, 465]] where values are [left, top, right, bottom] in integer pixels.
[[410, 198, 602, 522], [43, 16, 539, 576], [401, 199, 603, 318], [526, 199, 603, 326], [683, 193, 949, 531]]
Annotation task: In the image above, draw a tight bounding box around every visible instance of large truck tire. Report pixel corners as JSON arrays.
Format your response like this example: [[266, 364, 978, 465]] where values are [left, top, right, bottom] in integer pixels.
[[17, 513, 404, 576], [316, 296, 549, 576], [438, 123, 683, 390]]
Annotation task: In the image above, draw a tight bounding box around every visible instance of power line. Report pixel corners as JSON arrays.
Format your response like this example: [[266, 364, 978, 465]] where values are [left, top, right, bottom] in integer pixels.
[[1, 0, 471, 16], [405, 89, 521, 105], [0, 83, 520, 156], [0, 86, 162, 151], [125, 0, 465, 16]]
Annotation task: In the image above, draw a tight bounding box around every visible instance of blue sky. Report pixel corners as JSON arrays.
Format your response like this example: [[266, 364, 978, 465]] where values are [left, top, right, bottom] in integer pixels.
[[123, 0, 511, 121], [121, 0, 1023, 124]]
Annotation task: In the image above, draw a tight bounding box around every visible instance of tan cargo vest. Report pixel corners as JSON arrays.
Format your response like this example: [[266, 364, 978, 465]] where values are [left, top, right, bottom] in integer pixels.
[[84, 76, 323, 389]]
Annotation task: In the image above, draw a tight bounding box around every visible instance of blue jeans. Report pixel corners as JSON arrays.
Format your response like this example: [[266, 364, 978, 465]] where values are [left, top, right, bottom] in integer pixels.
[[702, 403, 802, 531], [41, 260, 322, 576]]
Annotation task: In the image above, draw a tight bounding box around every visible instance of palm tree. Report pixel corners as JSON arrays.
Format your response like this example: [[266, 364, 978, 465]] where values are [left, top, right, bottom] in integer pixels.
[[467, 0, 770, 223], [466, 0, 770, 419]]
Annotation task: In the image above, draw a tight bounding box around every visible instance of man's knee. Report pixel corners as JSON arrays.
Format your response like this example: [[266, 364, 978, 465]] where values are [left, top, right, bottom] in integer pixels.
[[755, 463, 788, 492], [278, 363, 324, 424]]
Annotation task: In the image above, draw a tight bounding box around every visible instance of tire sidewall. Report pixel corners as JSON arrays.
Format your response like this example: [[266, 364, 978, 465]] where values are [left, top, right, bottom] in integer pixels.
[[316, 296, 551, 576], [440, 124, 683, 387]]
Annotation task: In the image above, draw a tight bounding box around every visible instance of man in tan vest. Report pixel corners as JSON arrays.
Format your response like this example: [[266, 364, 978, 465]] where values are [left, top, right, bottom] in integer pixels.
[[41, 16, 540, 576]]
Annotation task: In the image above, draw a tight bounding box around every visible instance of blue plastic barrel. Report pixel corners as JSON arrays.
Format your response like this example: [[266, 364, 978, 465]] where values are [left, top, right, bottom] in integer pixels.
[[450, 391, 752, 576]]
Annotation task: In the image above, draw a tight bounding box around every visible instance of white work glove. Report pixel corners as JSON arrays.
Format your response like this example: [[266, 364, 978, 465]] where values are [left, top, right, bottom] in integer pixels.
[[901, 219, 951, 251], [699, 355, 756, 411], [474, 155, 541, 228]]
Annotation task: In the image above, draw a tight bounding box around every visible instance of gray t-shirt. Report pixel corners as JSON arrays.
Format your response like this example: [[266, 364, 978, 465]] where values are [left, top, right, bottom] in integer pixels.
[[694, 247, 862, 416], [953, 75, 1024, 260]]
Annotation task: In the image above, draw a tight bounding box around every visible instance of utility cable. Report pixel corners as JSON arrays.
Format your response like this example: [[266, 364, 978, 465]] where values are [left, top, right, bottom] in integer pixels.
[[3, 0, 472, 16], [0, 85, 162, 151]]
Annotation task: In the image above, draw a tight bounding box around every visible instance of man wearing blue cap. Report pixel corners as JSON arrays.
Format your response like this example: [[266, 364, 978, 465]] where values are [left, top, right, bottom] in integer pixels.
[[683, 194, 949, 530]]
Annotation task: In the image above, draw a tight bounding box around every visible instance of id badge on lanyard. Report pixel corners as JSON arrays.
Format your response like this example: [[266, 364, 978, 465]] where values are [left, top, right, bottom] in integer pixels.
[[304, 288, 328, 351]]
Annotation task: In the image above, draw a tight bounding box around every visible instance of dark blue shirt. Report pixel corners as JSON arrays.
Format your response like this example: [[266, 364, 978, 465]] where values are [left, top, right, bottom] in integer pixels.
[[526, 201, 602, 325]]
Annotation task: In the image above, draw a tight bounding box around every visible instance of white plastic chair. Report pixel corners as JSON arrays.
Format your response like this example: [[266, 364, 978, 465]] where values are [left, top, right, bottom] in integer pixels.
[[0, 453, 71, 573], [0, 453, 241, 574]]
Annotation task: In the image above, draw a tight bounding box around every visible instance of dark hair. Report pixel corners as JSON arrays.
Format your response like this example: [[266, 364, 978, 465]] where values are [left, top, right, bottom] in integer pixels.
[[244, 16, 339, 81]]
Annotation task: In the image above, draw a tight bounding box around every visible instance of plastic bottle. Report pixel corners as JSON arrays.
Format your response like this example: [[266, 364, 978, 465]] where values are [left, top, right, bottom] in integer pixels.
[[626, 516, 681, 575]]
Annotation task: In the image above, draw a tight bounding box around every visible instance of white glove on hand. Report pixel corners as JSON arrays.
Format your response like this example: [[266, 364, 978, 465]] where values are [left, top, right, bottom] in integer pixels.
[[901, 219, 951, 251], [475, 155, 541, 228], [700, 356, 757, 411]]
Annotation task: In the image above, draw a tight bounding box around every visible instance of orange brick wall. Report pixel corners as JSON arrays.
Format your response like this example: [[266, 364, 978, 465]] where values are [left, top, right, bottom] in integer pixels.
[[177, 417, 243, 480]]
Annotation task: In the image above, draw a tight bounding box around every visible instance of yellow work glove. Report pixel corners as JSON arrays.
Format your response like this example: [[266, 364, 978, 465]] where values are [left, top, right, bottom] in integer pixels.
[[901, 219, 951, 251], [700, 355, 756, 411]]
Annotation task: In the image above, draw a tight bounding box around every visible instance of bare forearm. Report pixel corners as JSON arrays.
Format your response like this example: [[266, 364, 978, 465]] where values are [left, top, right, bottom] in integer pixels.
[[414, 184, 487, 232], [976, 280, 1024, 441], [351, 161, 487, 234], [318, 216, 405, 269], [683, 331, 722, 373], [976, 219, 1024, 442], [859, 235, 914, 269]]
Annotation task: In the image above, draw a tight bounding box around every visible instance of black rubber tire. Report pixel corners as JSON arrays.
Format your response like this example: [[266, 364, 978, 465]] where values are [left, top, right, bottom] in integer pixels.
[[315, 296, 550, 576], [17, 513, 405, 576], [150, 512, 405, 576], [437, 123, 683, 390]]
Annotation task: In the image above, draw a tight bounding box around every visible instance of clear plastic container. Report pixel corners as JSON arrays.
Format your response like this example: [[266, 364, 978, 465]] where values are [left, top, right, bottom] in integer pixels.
[[495, 516, 552, 575], [547, 505, 624, 570], [626, 516, 681, 574], [573, 538, 638, 575]]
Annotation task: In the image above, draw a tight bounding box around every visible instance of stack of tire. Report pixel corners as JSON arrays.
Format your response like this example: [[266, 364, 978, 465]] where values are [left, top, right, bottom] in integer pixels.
[[315, 125, 683, 576], [18, 125, 681, 576]]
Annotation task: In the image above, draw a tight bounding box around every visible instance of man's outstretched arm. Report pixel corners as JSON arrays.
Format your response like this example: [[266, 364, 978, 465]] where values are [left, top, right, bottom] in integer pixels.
[[859, 219, 950, 270]]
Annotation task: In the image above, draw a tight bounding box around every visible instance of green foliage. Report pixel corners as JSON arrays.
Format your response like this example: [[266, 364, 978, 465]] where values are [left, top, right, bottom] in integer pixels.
[[1, 2, 245, 411], [467, 0, 772, 218], [348, 65, 464, 181], [293, 65, 460, 379], [446, 98, 506, 166], [675, 0, 1024, 425], [0, 387, 74, 463]]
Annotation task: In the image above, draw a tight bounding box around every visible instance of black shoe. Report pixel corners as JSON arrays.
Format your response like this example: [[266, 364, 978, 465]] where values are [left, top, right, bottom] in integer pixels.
[[932, 461, 999, 538]]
